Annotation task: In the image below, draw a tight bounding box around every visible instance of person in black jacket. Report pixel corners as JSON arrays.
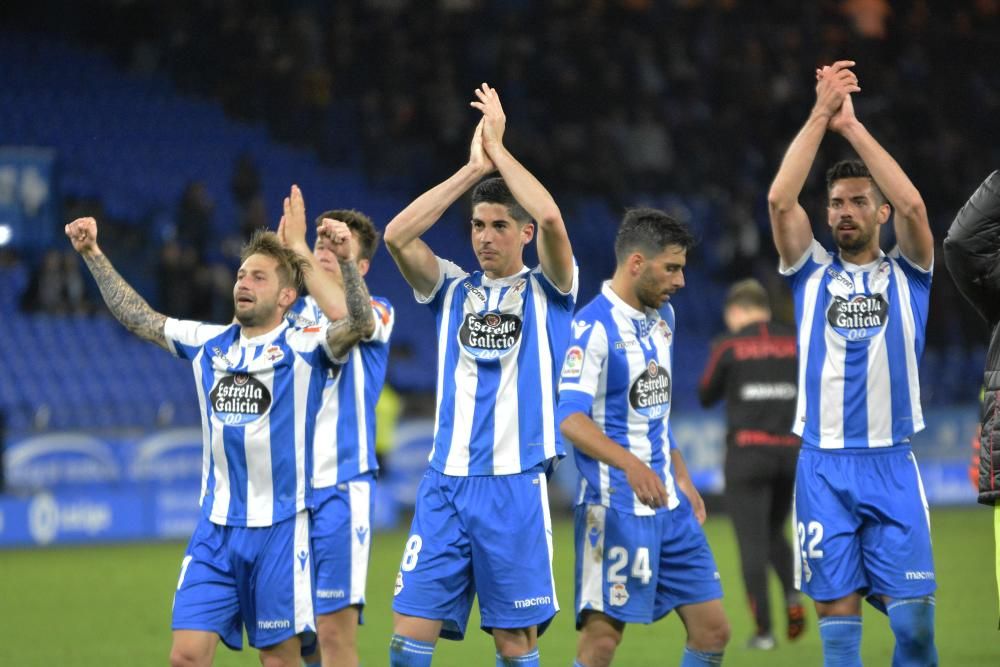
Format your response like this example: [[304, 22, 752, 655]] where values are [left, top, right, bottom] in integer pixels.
[[699, 278, 805, 649], [943, 170, 1000, 623]]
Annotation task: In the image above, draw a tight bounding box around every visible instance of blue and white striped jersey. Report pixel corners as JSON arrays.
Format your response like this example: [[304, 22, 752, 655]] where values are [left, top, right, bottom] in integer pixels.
[[557, 283, 680, 516], [782, 239, 932, 449], [287, 294, 394, 488], [417, 256, 578, 476], [165, 318, 339, 527]]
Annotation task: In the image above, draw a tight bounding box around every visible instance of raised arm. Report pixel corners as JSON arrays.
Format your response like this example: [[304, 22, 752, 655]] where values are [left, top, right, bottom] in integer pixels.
[[830, 95, 933, 269], [65, 217, 168, 350], [768, 61, 860, 266], [320, 219, 376, 359], [278, 185, 347, 321], [472, 83, 574, 291], [383, 120, 495, 297]]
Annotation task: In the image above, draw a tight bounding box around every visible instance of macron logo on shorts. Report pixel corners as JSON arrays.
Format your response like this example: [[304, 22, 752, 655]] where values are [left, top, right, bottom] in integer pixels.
[[513, 595, 551, 609], [317, 589, 346, 599], [905, 571, 935, 580], [257, 619, 291, 630]]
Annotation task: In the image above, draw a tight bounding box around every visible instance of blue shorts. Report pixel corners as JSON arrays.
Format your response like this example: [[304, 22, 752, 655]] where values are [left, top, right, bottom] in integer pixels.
[[311, 473, 375, 617], [574, 493, 723, 627], [793, 446, 936, 611], [172, 512, 315, 650], [392, 467, 558, 640]]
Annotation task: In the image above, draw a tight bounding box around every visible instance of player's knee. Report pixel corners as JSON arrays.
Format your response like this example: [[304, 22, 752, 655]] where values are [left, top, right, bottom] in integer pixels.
[[493, 628, 536, 657], [580, 631, 621, 667], [317, 610, 359, 655], [687, 617, 731, 652], [888, 597, 937, 665], [258, 653, 297, 667], [169, 645, 209, 667]]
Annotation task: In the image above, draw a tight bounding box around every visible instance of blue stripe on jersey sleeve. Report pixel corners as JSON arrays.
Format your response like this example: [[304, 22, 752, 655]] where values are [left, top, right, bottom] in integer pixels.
[[557, 389, 594, 425], [422, 274, 460, 313], [530, 268, 576, 310]]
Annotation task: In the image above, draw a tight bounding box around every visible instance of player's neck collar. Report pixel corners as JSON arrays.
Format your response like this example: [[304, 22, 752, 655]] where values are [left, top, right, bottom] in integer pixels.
[[240, 319, 290, 346], [602, 281, 657, 321], [838, 250, 885, 272], [481, 265, 529, 287]]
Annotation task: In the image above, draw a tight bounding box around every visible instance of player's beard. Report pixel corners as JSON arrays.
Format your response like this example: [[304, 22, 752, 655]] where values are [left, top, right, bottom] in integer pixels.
[[834, 222, 876, 254], [635, 270, 670, 310], [235, 298, 277, 328]]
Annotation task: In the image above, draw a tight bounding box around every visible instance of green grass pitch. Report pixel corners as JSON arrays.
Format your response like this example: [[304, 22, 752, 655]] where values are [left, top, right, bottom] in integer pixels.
[[2, 507, 995, 665]]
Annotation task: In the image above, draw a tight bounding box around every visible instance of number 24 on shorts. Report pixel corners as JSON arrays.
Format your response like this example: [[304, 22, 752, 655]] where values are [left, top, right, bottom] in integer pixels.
[[608, 546, 653, 585]]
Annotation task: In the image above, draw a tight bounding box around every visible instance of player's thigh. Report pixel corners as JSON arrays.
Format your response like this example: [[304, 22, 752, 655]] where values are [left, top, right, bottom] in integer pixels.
[[246, 511, 315, 650], [576, 504, 662, 626], [858, 449, 936, 601], [653, 495, 724, 619], [467, 469, 558, 634], [312, 476, 374, 616], [171, 518, 243, 651], [391, 470, 475, 639], [793, 449, 866, 600]]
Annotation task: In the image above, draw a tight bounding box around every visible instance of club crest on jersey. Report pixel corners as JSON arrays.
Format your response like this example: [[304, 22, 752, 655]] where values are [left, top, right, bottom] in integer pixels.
[[657, 319, 672, 343], [265, 345, 284, 363], [629, 360, 671, 418], [562, 346, 584, 378], [210, 373, 272, 425], [458, 312, 522, 360], [826, 294, 888, 341]]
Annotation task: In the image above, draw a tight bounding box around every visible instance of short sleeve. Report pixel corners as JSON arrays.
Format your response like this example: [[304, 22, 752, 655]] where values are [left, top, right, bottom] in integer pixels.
[[365, 297, 395, 344], [285, 324, 346, 367], [557, 318, 607, 420], [415, 256, 467, 306], [164, 318, 231, 360]]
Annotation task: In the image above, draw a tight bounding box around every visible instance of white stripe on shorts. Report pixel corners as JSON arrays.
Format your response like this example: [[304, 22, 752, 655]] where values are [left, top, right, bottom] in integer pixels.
[[579, 504, 606, 613], [293, 510, 315, 634], [792, 485, 802, 591], [539, 472, 559, 611], [349, 479, 372, 605]]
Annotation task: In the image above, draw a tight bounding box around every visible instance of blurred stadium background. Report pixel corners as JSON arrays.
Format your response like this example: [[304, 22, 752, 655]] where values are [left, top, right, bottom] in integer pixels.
[[1, 1, 997, 664]]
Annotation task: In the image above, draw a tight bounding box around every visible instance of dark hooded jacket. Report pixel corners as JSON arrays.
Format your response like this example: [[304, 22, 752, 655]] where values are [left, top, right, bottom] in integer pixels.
[[944, 170, 1000, 505]]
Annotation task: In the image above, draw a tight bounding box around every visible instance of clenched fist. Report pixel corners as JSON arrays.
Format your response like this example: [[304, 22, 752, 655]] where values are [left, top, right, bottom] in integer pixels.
[[65, 217, 101, 256]]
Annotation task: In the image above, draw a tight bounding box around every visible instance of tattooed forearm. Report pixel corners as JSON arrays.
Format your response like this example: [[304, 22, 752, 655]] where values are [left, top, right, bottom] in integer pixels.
[[84, 253, 168, 349], [339, 258, 375, 337], [325, 257, 375, 358]]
